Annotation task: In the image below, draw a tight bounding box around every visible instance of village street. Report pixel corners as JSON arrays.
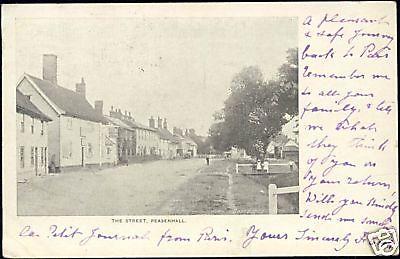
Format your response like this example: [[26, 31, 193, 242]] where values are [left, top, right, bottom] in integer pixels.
[[17, 158, 298, 216]]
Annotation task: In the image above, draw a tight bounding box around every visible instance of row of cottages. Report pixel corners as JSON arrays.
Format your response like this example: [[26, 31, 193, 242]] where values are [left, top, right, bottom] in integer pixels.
[[151, 116, 179, 159], [172, 127, 198, 157], [105, 107, 160, 163], [16, 54, 118, 173], [16, 89, 52, 180]]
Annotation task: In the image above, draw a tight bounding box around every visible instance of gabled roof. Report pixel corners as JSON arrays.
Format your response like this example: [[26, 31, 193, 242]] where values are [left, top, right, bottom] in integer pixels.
[[283, 139, 299, 152], [105, 136, 116, 146], [24, 74, 106, 123], [16, 89, 52, 121]]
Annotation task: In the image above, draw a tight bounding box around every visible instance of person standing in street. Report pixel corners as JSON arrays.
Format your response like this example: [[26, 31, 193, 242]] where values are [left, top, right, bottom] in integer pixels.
[[206, 155, 210, 165], [264, 159, 269, 174], [256, 159, 262, 173], [289, 160, 294, 171]]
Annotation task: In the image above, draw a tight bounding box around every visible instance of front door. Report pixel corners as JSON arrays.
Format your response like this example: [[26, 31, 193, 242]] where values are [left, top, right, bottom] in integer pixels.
[[34, 147, 38, 176], [44, 147, 47, 174], [81, 147, 85, 167]]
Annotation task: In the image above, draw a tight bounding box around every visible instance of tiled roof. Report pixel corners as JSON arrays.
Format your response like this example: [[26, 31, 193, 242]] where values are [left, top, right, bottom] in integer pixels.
[[123, 119, 156, 132], [157, 128, 176, 141], [184, 136, 198, 146], [25, 74, 106, 123], [16, 89, 52, 121], [104, 116, 133, 131]]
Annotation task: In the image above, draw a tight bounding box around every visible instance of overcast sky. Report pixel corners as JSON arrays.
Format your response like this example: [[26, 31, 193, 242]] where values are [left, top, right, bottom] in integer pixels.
[[15, 17, 297, 135]]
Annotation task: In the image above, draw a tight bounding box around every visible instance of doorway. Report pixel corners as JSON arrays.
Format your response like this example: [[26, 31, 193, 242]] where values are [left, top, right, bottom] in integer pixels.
[[44, 147, 47, 174], [81, 147, 85, 167], [34, 147, 38, 176]]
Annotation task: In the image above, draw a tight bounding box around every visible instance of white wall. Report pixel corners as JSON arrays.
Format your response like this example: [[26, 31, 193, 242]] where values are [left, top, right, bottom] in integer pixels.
[[59, 116, 102, 167], [16, 111, 49, 179], [100, 124, 118, 165], [17, 78, 61, 167]]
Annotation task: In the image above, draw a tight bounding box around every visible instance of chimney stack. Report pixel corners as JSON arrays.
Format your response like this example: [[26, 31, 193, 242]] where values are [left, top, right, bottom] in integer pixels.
[[163, 118, 168, 129], [75, 77, 86, 98], [43, 54, 57, 84], [157, 117, 162, 129], [94, 100, 103, 115], [149, 116, 155, 128], [173, 127, 182, 135]]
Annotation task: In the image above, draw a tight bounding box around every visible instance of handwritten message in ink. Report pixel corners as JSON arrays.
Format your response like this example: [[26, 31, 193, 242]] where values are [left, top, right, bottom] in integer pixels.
[[299, 10, 398, 252], [6, 4, 397, 257]]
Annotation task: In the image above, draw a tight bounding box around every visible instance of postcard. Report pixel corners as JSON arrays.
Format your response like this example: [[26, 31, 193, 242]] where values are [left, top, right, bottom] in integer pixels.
[[2, 2, 398, 257]]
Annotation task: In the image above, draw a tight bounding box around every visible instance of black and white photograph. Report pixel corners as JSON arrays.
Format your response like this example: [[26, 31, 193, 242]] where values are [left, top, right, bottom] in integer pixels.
[[15, 16, 299, 216], [3, 2, 398, 257]]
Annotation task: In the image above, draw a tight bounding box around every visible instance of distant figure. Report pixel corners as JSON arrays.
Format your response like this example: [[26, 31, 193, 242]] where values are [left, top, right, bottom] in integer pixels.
[[49, 155, 56, 174], [256, 159, 262, 172], [206, 155, 210, 166], [289, 160, 294, 171], [264, 159, 269, 174]]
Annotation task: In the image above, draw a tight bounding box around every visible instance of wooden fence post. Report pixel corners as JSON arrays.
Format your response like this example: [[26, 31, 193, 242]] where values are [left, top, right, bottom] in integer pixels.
[[236, 163, 239, 174], [268, 184, 278, 214]]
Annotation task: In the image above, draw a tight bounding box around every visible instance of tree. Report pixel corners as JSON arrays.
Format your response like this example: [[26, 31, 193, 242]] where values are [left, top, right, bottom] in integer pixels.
[[208, 48, 298, 156], [275, 48, 298, 118], [208, 121, 229, 152]]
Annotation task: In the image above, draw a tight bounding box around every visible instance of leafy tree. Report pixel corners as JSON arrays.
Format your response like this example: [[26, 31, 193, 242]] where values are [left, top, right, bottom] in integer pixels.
[[275, 48, 298, 118], [208, 48, 298, 156]]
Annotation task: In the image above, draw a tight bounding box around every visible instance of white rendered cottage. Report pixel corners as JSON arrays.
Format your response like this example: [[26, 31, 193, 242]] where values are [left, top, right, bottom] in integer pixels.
[[17, 54, 112, 172]]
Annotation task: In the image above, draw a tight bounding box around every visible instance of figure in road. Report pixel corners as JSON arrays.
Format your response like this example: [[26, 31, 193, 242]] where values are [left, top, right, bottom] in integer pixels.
[[206, 155, 210, 166], [264, 159, 269, 174], [289, 160, 294, 171], [256, 159, 262, 173]]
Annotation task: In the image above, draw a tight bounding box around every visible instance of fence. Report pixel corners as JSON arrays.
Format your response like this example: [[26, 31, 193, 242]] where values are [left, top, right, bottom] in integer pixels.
[[268, 184, 299, 214], [235, 162, 293, 174]]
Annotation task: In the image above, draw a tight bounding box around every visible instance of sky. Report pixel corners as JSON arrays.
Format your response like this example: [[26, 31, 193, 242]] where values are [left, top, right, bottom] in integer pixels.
[[15, 17, 297, 135]]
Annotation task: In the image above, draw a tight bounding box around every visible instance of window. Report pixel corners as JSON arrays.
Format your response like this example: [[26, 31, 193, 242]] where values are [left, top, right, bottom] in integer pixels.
[[62, 142, 73, 159], [40, 147, 44, 166], [20, 114, 25, 133], [87, 143, 93, 158], [67, 118, 73, 130], [31, 117, 34, 134], [41, 121, 44, 136], [19, 146, 25, 168], [106, 147, 111, 155], [31, 147, 34, 166]]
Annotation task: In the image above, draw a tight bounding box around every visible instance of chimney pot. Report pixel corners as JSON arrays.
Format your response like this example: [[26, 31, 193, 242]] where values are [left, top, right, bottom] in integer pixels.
[[43, 54, 57, 84], [157, 117, 163, 128], [163, 118, 168, 129], [94, 100, 103, 115], [76, 77, 86, 98], [149, 116, 155, 128]]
